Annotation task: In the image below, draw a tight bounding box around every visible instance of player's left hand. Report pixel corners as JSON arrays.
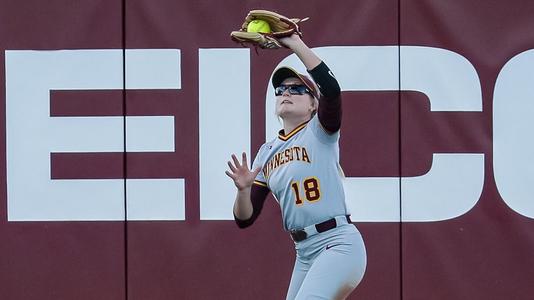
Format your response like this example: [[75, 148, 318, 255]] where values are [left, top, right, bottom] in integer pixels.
[[225, 152, 261, 191]]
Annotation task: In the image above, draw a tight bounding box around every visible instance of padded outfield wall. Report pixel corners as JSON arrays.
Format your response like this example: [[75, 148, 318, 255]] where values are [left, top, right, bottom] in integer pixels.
[[1, 0, 534, 299]]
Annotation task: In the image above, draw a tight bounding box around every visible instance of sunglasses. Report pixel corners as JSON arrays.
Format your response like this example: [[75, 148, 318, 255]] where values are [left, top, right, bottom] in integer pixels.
[[274, 85, 311, 96]]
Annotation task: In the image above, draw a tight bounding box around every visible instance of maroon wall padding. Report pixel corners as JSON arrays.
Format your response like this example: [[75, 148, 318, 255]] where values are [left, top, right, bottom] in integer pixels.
[[0, 1, 126, 300], [400, 1, 534, 299], [1, 0, 534, 300]]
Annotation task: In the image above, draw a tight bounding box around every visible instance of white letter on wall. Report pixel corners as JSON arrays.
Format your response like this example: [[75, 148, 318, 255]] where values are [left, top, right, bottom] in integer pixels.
[[5, 49, 183, 221], [199, 48, 251, 220], [494, 49, 534, 219]]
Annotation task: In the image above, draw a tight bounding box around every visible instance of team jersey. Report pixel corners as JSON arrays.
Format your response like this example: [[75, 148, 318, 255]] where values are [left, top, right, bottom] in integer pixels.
[[252, 114, 348, 231]]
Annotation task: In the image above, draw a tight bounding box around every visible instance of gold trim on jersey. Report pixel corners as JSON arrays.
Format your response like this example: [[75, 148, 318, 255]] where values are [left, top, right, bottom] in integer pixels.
[[278, 120, 309, 141], [253, 180, 268, 187]]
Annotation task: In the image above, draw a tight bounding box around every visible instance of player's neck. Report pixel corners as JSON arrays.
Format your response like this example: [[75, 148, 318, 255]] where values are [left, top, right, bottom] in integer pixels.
[[282, 115, 310, 135]]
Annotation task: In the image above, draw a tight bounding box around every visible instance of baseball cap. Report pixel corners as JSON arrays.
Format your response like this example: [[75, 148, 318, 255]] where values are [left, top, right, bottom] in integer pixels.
[[272, 66, 319, 99]]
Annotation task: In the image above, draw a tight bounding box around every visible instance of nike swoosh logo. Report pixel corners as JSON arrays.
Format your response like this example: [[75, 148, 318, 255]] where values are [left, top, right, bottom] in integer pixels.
[[325, 244, 338, 250]]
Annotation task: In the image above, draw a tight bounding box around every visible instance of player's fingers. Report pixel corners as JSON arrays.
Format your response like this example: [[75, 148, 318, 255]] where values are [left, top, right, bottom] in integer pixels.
[[231, 154, 241, 169], [225, 170, 237, 180], [242, 152, 248, 169], [252, 167, 261, 177], [225, 172, 239, 182], [227, 161, 237, 173]]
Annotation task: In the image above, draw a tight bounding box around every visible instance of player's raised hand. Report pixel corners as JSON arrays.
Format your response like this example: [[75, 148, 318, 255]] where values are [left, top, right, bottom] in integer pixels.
[[277, 32, 303, 49], [225, 152, 261, 191], [278, 33, 322, 71]]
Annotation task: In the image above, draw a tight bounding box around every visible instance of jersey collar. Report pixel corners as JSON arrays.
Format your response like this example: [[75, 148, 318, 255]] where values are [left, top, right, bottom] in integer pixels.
[[278, 120, 310, 141]]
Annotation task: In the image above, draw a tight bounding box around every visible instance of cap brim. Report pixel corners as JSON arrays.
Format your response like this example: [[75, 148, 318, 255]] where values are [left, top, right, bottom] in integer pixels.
[[272, 67, 318, 99]]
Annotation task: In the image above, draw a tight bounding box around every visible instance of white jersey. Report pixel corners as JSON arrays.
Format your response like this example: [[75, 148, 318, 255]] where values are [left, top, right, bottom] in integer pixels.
[[252, 114, 349, 231]]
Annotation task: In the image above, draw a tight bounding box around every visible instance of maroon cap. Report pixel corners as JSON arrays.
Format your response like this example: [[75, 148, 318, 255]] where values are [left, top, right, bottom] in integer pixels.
[[272, 66, 319, 99]]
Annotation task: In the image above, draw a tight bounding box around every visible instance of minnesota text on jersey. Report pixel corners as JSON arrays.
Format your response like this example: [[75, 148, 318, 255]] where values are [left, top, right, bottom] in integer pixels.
[[262, 146, 311, 179]]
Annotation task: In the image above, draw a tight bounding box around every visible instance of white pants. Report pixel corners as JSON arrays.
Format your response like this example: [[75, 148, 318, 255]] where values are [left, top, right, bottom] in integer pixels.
[[286, 224, 367, 300]]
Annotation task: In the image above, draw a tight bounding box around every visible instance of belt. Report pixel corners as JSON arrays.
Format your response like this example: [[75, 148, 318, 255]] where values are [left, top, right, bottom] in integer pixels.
[[290, 215, 351, 242]]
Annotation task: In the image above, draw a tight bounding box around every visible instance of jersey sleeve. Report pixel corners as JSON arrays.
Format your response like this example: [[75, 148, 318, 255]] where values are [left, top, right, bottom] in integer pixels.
[[233, 184, 270, 228], [308, 61, 342, 134]]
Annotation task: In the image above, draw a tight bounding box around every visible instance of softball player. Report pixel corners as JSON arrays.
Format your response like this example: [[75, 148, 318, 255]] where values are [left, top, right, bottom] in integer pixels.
[[226, 33, 367, 300]]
